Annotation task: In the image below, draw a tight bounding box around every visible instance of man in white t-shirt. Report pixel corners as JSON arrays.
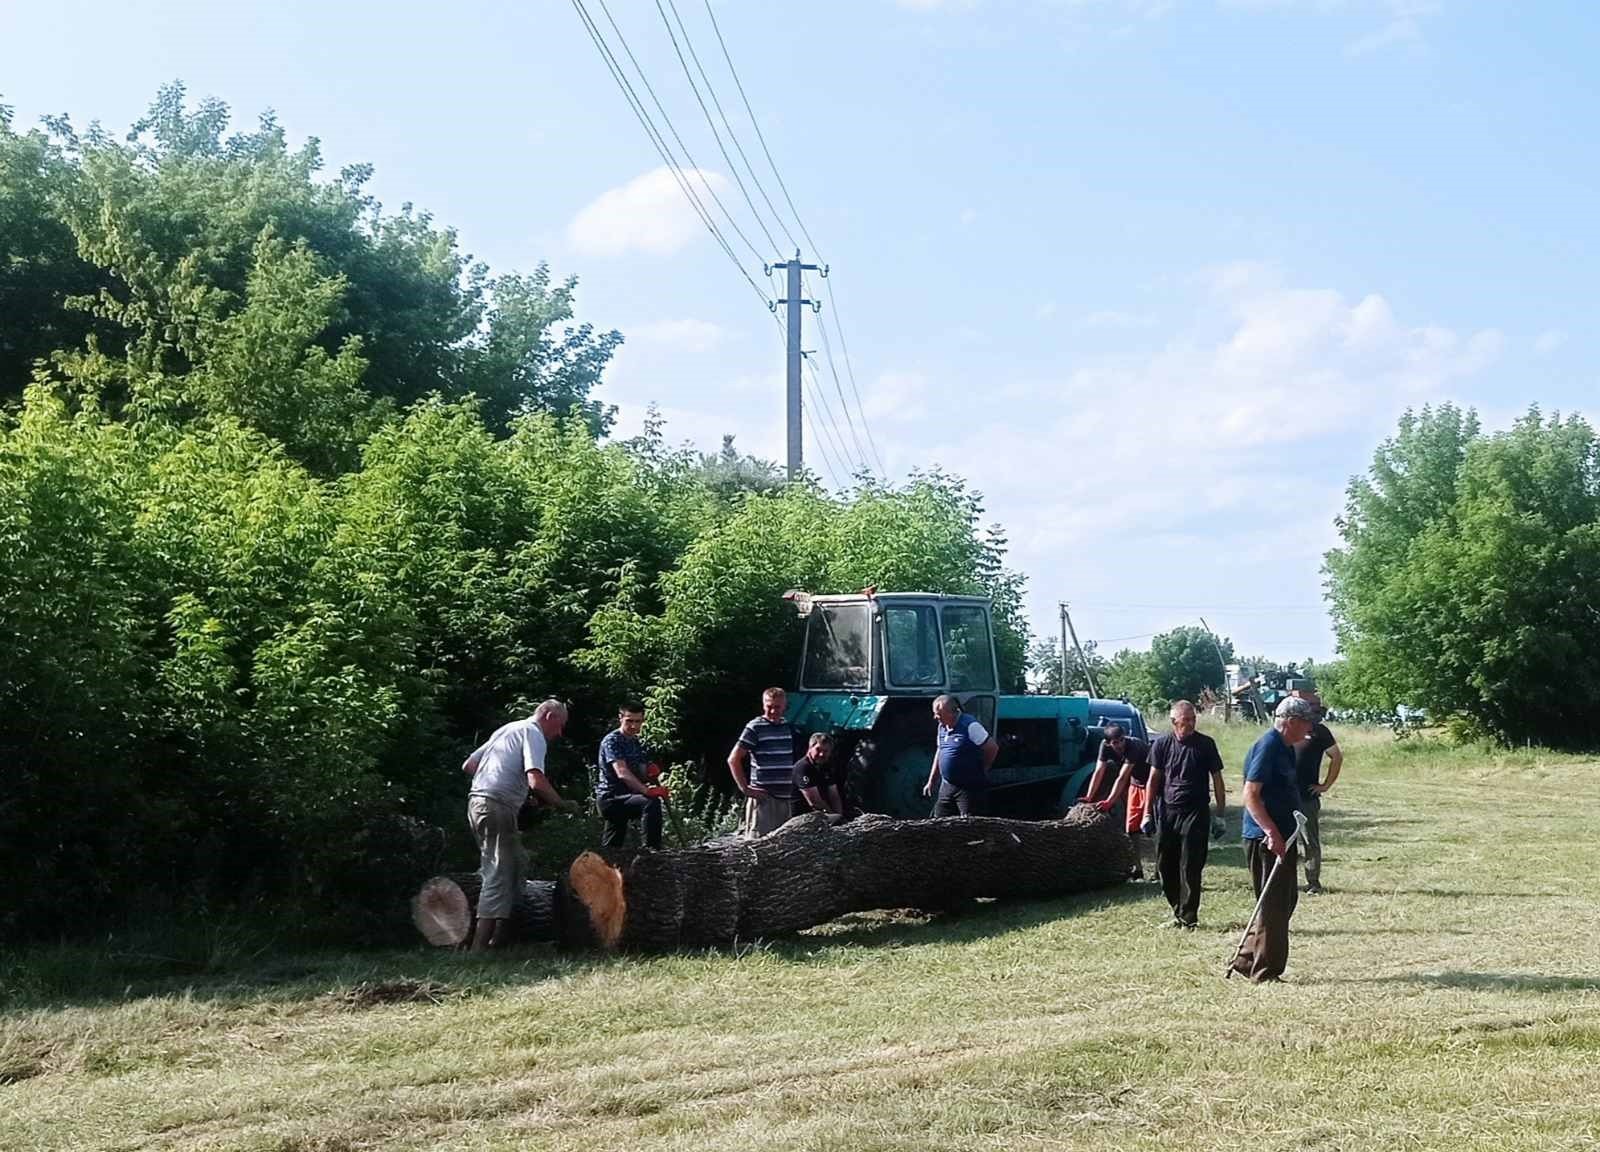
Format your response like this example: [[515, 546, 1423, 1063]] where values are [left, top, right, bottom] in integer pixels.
[[461, 699, 577, 951]]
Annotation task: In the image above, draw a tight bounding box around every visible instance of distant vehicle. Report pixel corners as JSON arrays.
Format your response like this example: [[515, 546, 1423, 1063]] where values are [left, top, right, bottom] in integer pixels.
[[783, 590, 1147, 819]]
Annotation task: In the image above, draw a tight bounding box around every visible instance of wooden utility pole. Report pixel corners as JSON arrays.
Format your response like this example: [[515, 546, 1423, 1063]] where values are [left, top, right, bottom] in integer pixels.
[[1060, 601, 1100, 698]]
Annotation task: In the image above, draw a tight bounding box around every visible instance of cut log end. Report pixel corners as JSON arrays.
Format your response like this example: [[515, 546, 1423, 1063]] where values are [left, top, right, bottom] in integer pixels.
[[412, 876, 471, 947], [568, 851, 627, 949]]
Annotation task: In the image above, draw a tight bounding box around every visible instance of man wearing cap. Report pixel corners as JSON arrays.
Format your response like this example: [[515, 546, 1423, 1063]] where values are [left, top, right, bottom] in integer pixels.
[[1291, 689, 1343, 895], [1232, 695, 1319, 982], [1080, 722, 1155, 880]]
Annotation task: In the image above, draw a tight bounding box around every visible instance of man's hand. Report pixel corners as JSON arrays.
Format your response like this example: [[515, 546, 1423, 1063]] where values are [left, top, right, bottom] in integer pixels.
[[645, 762, 663, 782], [1265, 827, 1287, 857], [1210, 814, 1226, 841], [922, 780, 936, 798], [1096, 799, 1114, 814], [1312, 781, 1330, 795], [1140, 813, 1156, 836], [744, 784, 771, 800], [645, 784, 669, 800]]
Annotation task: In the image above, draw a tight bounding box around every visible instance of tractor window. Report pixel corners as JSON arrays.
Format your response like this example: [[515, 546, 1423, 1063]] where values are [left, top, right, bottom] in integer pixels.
[[884, 604, 945, 687], [801, 603, 871, 690], [941, 605, 996, 692]]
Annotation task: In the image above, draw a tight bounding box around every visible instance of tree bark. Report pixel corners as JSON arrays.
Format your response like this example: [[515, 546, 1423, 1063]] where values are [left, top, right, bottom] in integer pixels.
[[413, 806, 1132, 952], [410, 873, 559, 948]]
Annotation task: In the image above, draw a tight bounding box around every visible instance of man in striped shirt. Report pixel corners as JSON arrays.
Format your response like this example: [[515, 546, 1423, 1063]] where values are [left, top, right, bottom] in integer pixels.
[[728, 686, 800, 838]]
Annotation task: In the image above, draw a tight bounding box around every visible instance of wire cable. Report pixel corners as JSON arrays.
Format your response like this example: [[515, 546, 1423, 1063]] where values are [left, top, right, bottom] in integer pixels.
[[657, 0, 788, 256], [813, 307, 875, 475], [570, 0, 772, 308], [589, 0, 769, 267]]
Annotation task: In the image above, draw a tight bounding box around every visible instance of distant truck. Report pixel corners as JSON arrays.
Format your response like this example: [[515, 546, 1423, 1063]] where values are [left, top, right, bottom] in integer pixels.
[[782, 591, 1147, 819]]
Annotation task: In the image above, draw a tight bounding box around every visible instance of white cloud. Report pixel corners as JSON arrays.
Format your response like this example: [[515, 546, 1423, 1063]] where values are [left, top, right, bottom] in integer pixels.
[[630, 319, 733, 354], [568, 167, 729, 258], [959, 207, 979, 226], [1534, 329, 1568, 357], [861, 370, 933, 425]]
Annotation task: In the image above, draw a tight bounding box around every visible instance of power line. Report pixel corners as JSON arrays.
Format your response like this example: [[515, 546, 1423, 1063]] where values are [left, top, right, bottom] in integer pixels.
[[570, 0, 772, 308], [700, 0, 888, 476], [657, 0, 789, 255], [587, 0, 770, 268], [804, 357, 860, 481], [814, 306, 878, 476], [1076, 602, 1326, 613]]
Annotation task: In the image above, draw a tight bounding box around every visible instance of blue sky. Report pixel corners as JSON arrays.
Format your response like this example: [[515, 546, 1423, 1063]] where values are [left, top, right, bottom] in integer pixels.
[[5, 0, 1596, 663]]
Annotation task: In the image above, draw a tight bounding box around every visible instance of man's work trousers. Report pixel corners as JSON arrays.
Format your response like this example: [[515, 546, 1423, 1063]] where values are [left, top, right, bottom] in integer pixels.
[[598, 793, 663, 850], [1234, 839, 1300, 982], [741, 794, 792, 839], [1157, 806, 1211, 926], [1299, 797, 1323, 889], [467, 794, 526, 920], [932, 779, 986, 817]]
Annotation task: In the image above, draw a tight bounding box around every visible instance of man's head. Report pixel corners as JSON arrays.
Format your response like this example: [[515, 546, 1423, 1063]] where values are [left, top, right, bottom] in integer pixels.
[[762, 687, 787, 722], [1274, 695, 1318, 743], [1103, 721, 1126, 749], [1169, 700, 1197, 738], [932, 694, 960, 727], [1290, 688, 1326, 721], [618, 701, 645, 738], [806, 731, 834, 763], [533, 699, 569, 740]]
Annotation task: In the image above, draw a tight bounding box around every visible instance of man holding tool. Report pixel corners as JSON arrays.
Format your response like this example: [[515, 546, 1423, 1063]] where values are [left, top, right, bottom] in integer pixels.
[[1231, 696, 1319, 982], [595, 700, 668, 850]]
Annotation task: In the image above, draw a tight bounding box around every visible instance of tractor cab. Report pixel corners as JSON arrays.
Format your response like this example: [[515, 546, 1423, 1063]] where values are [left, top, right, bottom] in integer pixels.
[[790, 591, 999, 726], [784, 589, 1149, 821]]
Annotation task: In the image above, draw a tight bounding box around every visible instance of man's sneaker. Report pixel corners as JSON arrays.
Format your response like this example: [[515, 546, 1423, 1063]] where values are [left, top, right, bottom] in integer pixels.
[[1305, 883, 1325, 895]]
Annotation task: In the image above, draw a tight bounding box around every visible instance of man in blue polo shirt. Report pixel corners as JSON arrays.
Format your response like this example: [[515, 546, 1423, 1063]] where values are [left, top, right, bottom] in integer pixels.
[[922, 694, 999, 816], [1232, 695, 1318, 982]]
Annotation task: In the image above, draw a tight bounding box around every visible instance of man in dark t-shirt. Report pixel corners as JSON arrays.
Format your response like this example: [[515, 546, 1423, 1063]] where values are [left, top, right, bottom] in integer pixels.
[[1080, 724, 1154, 879], [1146, 700, 1227, 928], [1291, 690, 1343, 894], [791, 732, 845, 819]]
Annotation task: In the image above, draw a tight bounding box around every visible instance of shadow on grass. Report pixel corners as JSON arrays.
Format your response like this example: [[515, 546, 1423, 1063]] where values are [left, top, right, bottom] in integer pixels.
[[1345, 970, 1600, 994], [1293, 926, 1477, 938], [2, 881, 1161, 1014], [1330, 886, 1557, 899]]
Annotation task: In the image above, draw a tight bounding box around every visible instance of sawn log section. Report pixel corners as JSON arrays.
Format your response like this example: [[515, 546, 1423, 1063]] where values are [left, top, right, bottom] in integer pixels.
[[412, 805, 1133, 953]]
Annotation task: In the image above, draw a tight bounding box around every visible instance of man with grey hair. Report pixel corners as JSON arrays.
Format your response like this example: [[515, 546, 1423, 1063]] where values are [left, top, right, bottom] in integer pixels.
[[922, 694, 999, 816], [1231, 695, 1319, 982], [461, 700, 579, 951]]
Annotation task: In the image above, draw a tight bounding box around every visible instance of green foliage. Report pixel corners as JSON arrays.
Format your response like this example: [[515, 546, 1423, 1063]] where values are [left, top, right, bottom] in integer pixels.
[[1149, 625, 1233, 704], [1026, 636, 1105, 695], [1327, 404, 1600, 747], [0, 86, 1033, 942], [1100, 648, 1162, 709]]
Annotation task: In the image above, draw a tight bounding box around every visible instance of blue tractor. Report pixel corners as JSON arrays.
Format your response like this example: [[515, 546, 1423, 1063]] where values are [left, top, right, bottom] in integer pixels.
[[782, 591, 1148, 819]]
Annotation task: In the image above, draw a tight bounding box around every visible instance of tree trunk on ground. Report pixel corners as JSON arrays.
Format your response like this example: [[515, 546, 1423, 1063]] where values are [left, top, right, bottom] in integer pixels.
[[412, 806, 1132, 952], [411, 874, 559, 948]]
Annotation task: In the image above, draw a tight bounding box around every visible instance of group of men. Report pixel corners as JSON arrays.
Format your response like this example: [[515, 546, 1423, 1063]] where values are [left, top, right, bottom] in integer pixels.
[[459, 686, 1341, 976], [458, 688, 850, 950], [1080, 690, 1343, 981]]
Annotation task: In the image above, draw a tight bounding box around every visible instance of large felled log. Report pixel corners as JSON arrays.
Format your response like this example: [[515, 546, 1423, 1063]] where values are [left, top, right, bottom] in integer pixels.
[[564, 804, 1133, 952], [411, 874, 560, 948]]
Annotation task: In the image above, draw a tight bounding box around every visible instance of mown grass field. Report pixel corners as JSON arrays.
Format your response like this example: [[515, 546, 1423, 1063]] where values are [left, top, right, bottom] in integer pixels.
[[5, 725, 1600, 1151]]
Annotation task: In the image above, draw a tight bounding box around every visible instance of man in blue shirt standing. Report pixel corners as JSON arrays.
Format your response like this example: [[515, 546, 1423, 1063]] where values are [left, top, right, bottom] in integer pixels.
[[922, 694, 999, 816], [595, 700, 665, 850], [1233, 695, 1319, 982], [729, 687, 801, 838]]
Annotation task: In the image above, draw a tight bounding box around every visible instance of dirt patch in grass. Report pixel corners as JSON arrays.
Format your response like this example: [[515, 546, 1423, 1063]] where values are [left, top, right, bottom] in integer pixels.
[[332, 978, 456, 1008]]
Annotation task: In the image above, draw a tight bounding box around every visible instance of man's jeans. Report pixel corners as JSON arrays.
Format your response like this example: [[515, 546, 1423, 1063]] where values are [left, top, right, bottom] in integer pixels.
[[599, 793, 663, 850]]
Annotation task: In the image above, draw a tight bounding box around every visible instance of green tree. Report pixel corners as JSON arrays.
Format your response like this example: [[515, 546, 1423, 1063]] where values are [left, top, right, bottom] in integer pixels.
[[1100, 648, 1162, 709], [1326, 405, 1600, 746], [1147, 625, 1233, 703]]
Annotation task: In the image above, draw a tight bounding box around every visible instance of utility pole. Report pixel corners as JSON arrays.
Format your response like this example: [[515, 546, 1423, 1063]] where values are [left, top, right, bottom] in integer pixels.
[[767, 251, 822, 482], [1058, 605, 1070, 695], [1060, 601, 1100, 698]]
